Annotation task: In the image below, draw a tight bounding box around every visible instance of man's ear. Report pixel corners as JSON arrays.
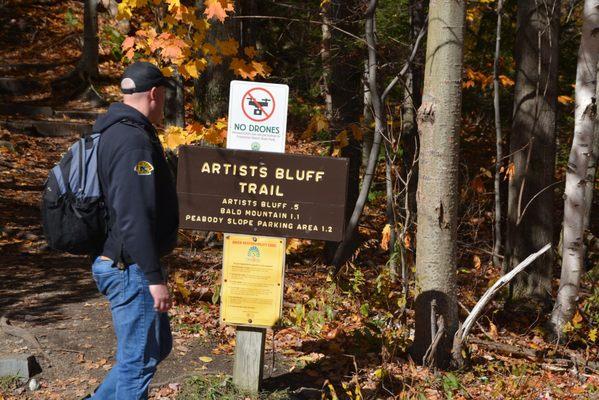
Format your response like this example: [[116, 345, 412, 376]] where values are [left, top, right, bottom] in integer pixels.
[[149, 87, 158, 101]]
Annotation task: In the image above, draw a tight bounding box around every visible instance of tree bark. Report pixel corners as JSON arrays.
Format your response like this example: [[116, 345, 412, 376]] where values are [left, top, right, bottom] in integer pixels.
[[362, 59, 373, 167], [410, 0, 465, 368], [164, 69, 185, 128], [549, 0, 599, 336], [193, 1, 239, 123], [81, 0, 99, 79], [583, 95, 599, 232], [503, 0, 560, 304], [238, 0, 257, 48], [398, 0, 426, 287], [385, 145, 397, 277], [321, 1, 333, 126]]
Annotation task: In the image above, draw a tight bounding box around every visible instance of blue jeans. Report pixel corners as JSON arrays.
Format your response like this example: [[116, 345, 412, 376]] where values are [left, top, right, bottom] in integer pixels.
[[90, 257, 172, 400]]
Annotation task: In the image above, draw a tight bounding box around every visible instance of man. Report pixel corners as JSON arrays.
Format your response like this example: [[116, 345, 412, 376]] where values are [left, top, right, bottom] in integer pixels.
[[87, 61, 179, 399]]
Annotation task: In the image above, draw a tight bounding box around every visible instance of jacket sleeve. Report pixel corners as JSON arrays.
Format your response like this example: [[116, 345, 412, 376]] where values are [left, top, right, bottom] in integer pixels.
[[107, 145, 164, 284]]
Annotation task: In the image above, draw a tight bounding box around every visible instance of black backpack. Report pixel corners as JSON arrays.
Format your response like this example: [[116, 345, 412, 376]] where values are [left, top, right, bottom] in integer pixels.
[[41, 133, 106, 255]]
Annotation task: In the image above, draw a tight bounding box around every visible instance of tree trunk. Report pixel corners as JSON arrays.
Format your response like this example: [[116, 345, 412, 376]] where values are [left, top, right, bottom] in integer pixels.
[[401, 0, 425, 144], [503, 0, 560, 305], [193, 1, 238, 123], [385, 145, 397, 278], [81, 0, 99, 79], [410, 0, 465, 368], [362, 59, 373, 167], [549, 0, 599, 336], [492, 0, 504, 268], [164, 69, 185, 128], [398, 0, 426, 286], [238, 0, 257, 48], [321, 1, 333, 127], [583, 99, 599, 232]]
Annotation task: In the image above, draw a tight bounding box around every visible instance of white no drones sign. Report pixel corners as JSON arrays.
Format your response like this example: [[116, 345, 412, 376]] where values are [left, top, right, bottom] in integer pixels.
[[227, 80, 289, 153]]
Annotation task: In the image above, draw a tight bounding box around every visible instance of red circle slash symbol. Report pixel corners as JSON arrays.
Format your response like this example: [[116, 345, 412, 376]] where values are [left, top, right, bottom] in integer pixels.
[[241, 87, 276, 122]]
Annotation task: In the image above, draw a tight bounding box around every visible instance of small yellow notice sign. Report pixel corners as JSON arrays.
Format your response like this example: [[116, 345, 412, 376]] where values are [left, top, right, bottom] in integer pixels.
[[220, 234, 285, 327]]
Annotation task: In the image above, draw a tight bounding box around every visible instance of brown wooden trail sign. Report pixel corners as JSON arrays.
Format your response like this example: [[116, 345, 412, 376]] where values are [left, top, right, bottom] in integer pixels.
[[177, 145, 349, 241]]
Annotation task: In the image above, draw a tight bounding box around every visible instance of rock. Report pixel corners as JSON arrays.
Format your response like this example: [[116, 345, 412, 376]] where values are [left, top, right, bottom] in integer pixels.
[[28, 378, 39, 391], [0, 140, 15, 152], [0, 355, 41, 379]]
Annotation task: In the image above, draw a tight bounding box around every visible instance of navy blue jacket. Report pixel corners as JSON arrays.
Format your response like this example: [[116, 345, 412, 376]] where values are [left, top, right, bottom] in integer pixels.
[[93, 103, 179, 284]]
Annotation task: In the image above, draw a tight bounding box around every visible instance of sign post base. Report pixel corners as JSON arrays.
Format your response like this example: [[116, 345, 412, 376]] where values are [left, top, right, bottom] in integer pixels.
[[233, 326, 266, 393]]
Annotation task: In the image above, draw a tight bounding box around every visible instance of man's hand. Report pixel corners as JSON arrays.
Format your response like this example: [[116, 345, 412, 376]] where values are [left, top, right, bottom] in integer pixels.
[[149, 284, 171, 313]]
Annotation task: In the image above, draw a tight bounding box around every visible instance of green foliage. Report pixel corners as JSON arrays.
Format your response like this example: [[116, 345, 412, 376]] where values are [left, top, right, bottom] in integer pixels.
[[177, 375, 290, 400], [359, 302, 370, 317], [173, 321, 207, 336], [0, 375, 22, 392], [349, 267, 365, 295], [583, 285, 599, 326], [287, 281, 338, 335], [367, 189, 384, 203], [101, 25, 125, 61], [441, 373, 461, 399], [63, 8, 80, 29]]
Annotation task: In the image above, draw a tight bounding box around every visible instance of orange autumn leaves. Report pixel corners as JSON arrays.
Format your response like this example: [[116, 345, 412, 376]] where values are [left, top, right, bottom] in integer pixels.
[[159, 119, 228, 150], [204, 0, 234, 22], [118, 0, 270, 81]]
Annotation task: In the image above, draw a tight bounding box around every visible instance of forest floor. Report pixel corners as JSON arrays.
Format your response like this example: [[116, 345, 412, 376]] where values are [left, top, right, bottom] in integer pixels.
[[1, 0, 599, 399]]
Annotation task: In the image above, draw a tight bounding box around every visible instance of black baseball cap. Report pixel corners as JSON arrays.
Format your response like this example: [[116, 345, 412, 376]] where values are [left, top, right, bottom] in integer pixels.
[[120, 61, 174, 94]]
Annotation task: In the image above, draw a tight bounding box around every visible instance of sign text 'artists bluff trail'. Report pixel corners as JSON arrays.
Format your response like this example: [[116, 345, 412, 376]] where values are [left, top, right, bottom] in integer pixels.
[[177, 146, 349, 241]]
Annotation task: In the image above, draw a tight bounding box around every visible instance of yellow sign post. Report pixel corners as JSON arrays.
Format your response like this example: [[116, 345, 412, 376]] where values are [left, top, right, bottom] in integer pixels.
[[221, 234, 285, 327]]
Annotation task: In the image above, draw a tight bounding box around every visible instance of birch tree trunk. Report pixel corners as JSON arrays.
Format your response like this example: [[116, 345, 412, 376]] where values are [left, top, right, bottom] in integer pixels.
[[321, 1, 333, 127], [503, 0, 560, 304], [410, 0, 465, 368], [549, 0, 599, 336]]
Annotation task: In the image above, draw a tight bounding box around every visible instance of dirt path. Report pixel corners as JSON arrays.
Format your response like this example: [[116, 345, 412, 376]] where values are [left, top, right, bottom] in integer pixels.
[[0, 254, 235, 399]]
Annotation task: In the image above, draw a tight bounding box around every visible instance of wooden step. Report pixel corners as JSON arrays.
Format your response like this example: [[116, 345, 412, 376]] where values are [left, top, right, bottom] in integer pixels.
[[0, 104, 102, 120], [53, 109, 102, 120], [0, 103, 53, 118], [0, 78, 44, 96], [1, 119, 92, 137]]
